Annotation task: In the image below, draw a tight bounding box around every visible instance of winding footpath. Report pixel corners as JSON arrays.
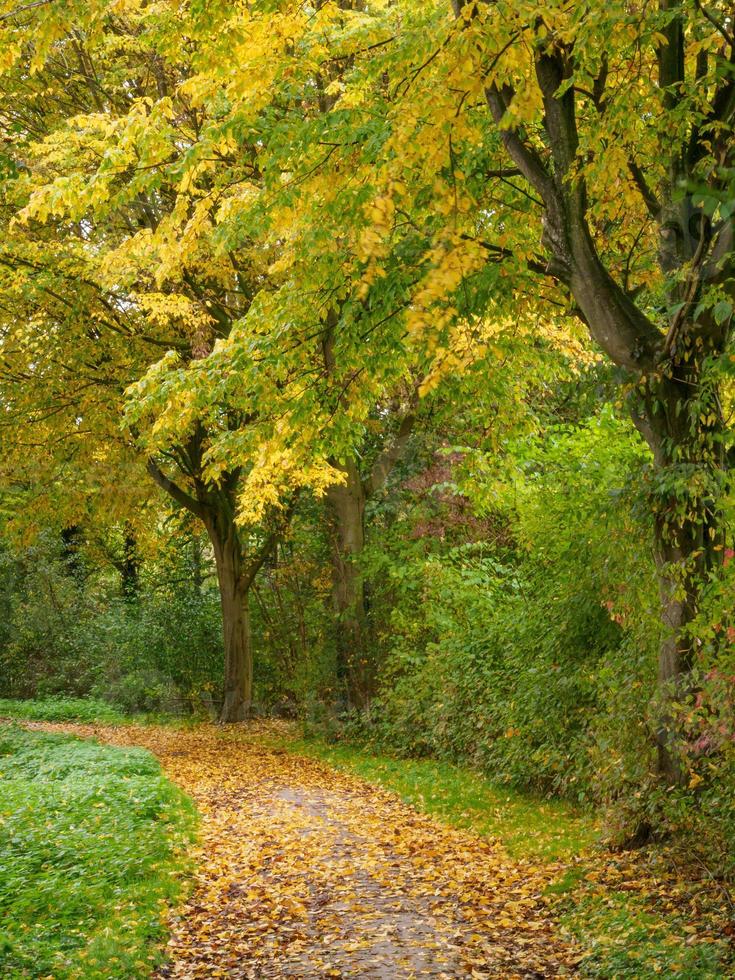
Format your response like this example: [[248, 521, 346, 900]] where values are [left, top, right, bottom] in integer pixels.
[[32, 723, 577, 978]]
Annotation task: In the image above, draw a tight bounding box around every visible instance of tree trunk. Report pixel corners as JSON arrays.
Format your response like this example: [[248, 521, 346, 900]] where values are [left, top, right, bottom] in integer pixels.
[[120, 524, 139, 602], [60, 525, 84, 582], [326, 459, 369, 708], [205, 511, 253, 723], [634, 354, 725, 781], [145, 452, 287, 725], [652, 524, 698, 783]]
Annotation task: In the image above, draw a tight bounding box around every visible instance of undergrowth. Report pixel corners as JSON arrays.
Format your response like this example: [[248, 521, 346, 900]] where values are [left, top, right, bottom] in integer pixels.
[[0, 724, 196, 978]]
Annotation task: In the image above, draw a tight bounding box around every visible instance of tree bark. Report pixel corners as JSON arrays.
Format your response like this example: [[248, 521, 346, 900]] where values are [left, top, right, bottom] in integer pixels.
[[146, 454, 258, 724], [204, 506, 253, 723], [326, 459, 369, 708]]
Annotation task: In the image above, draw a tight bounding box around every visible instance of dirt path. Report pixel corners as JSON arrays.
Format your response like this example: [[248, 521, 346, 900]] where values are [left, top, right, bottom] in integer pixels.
[[31, 723, 577, 978]]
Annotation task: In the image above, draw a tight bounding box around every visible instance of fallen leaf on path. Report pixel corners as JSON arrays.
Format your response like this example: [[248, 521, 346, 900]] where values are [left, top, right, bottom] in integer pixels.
[[30, 722, 578, 978]]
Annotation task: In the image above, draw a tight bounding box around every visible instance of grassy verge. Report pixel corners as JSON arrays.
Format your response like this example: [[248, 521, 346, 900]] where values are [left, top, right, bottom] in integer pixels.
[[0, 697, 129, 724], [291, 735, 732, 978], [289, 736, 595, 861], [0, 696, 198, 728], [560, 886, 728, 978], [0, 723, 196, 978]]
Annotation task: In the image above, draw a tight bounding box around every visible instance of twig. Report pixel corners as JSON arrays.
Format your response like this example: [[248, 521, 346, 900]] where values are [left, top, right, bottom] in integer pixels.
[[0, 0, 54, 22]]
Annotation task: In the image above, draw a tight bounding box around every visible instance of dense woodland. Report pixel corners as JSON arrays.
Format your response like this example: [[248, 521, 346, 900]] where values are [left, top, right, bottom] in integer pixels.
[[1, 0, 735, 893]]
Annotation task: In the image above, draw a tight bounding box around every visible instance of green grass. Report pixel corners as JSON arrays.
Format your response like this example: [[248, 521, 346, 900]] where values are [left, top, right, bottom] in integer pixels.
[[0, 697, 128, 725], [288, 736, 597, 861], [0, 723, 196, 978], [563, 890, 730, 978], [0, 697, 196, 728]]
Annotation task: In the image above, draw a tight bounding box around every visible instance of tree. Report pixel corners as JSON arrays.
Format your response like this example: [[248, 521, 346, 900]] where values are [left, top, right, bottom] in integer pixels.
[[446, 0, 735, 781], [0, 0, 323, 720], [267, 0, 733, 781]]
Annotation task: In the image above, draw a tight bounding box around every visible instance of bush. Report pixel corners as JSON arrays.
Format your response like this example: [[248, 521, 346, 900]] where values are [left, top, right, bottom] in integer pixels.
[[355, 411, 661, 807], [0, 534, 224, 714]]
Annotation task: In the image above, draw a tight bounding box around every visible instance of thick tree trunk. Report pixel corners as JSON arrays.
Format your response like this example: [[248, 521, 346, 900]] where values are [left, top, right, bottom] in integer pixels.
[[652, 525, 698, 783], [634, 359, 725, 781], [326, 459, 369, 708], [205, 511, 253, 723]]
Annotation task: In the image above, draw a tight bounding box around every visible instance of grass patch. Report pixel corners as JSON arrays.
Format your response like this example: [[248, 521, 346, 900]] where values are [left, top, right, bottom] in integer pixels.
[[289, 737, 597, 861], [564, 890, 730, 978], [0, 723, 196, 978], [0, 697, 195, 728], [0, 697, 128, 725]]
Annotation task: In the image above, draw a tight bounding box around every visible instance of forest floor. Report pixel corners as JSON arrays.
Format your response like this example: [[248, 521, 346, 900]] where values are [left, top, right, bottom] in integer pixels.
[[25, 721, 578, 979], [15, 718, 733, 979]]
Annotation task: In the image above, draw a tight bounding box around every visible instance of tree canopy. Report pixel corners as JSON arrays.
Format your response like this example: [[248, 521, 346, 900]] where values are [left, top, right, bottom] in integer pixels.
[[1, 0, 734, 867]]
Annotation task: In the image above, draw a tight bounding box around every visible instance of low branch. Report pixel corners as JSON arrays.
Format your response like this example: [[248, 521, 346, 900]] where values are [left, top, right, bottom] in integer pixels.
[[146, 458, 206, 520], [240, 494, 299, 591], [367, 409, 416, 496], [628, 161, 661, 220]]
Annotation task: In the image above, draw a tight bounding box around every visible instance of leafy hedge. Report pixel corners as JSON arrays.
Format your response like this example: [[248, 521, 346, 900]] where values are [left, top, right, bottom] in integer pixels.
[[356, 412, 654, 796]]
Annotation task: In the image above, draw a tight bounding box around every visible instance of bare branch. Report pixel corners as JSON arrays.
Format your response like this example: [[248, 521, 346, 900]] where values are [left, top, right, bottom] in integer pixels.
[[0, 0, 54, 22]]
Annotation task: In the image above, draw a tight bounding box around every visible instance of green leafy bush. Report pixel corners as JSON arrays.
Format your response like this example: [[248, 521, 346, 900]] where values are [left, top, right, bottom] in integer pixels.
[[0, 533, 224, 713], [354, 411, 661, 806]]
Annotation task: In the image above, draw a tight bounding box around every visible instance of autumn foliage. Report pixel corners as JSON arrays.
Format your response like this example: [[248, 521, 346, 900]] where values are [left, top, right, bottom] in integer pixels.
[[1, 0, 735, 970]]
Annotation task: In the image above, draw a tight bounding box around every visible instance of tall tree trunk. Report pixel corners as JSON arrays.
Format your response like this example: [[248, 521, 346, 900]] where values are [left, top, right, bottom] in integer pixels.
[[634, 349, 725, 781], [326, 459, 369, 708], [146, 445, 292, 726], [204, 509, 253, 723], [120, 523, 139, 602]]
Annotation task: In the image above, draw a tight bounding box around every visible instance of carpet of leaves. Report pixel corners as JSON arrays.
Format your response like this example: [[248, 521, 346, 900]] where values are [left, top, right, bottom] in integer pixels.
[[30, 722, 580, 978]]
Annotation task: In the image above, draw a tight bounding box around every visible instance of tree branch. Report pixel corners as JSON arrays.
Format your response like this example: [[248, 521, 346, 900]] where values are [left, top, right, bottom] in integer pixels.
[[628, 160, 661, 220], [241, 494, 299, 591], [484, 85, 554, 201], [146, 458, 206, 520], [367, 409, 416, 496], [693, 0, 734, 48], [0, 0, 53, 22]]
